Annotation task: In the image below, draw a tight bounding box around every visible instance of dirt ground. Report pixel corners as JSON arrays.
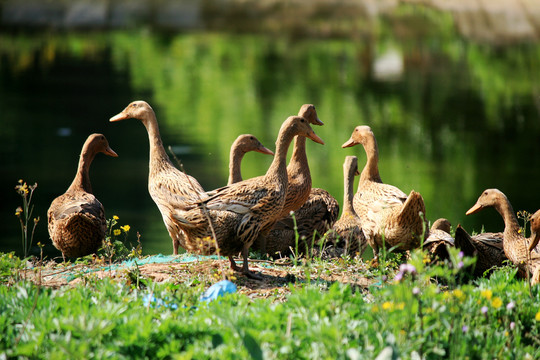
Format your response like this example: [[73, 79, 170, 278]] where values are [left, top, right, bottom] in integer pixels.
[[20, 256, 376, 300]]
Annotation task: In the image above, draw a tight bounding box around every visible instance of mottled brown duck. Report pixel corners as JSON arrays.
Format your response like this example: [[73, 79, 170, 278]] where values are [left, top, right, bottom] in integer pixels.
[[227, 134, 274, 185], [251, 104, 325, 254], [276, 104, 324, 219], [342, 125, 427, 264], [454, 224, 505, 277], [466, 189, 540, 283], [47, 134, 118, 259], [423, 218, 454, 263], [110, 101, 206, 255], [173, 116, 324, 278], [324, 156, 367, 258]]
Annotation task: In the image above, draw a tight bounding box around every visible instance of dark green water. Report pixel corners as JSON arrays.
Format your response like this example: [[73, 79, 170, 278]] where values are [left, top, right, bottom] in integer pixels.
[[2, 8, 540, 259]]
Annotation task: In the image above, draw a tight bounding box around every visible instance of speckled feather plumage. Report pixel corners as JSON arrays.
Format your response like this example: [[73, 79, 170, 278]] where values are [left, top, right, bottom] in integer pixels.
[[47, 134, 117, 258], [343, 125, 426, 260], [466, 189, 540, 283]]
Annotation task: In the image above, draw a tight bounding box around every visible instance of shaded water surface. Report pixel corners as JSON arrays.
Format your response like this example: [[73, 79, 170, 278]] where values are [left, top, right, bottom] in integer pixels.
[[1, 4, 540, 258]]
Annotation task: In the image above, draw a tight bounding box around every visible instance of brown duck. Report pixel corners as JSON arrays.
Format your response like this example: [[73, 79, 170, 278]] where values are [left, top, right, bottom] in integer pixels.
[[110, 101, 206, 255], [423, 218, 454, 263], [324, 156, 367, 258], [252, 104, 326, 254], [454, 224, 505, 277], [342, 125, 426, 264], [227, 134, 274, 185], [173, 116, 324, 278], [466, 189, 540, 283], [47, 134, 118, 259]]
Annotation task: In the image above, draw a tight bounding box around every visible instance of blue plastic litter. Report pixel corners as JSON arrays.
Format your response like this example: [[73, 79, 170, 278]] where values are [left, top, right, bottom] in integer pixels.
[[200, 280, 237, 302], [142, 293, 179, 310]]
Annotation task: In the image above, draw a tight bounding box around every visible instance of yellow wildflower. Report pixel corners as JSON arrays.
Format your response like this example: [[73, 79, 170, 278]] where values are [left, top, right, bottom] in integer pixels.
[[121, 225, 130, 232], [382, 302, 393, 311], [396, 302, 405, 310], [535, 312, 540, 321], [492, 297, 503, 309], [113, 215, 119, 220], [113, 229, 121, 236], [480, 289, 493, 300], [15, 207, 22, 216], [453, 289, 466, 302]]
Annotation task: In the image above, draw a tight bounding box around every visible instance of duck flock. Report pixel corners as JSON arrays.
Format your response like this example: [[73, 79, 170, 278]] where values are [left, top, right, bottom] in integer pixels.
[[47, 101, 540, 281]]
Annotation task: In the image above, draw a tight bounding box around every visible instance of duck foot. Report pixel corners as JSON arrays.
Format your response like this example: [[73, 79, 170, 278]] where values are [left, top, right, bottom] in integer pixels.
[[242, 269, 263, 280]]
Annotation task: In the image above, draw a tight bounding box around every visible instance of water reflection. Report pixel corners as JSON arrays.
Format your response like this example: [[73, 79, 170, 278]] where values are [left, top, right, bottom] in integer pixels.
[[1, 5, 539, 258]]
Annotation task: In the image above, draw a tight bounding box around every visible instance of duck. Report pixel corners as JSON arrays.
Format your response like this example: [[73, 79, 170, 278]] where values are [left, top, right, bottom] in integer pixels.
[[276, 104, 324, 219], [466, 189, 540, 283], [251, 104, 328, 254], [342, 125, 427, 264], [227, 134, 274, 185], [528, 210, 540, 253], [110, 100, 206, 255], [47, 134, 118, 259], [422, 218, 455, 263], [324, 156, 367, 258], [453, 224, 505, 277], [173, 116, 324, 278]]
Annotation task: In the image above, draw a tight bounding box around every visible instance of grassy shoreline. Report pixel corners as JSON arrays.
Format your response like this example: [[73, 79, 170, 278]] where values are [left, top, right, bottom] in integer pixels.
[[1, 250, 539, 359]]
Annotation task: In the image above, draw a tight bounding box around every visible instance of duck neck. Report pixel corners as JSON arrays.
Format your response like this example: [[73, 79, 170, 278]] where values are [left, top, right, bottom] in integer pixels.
[[494, 196, 522, 241], [360, 135, 382, 183], [141, 111, 172, 174], [343, 166, 355, 215], [228, 146, 246, 185], [288, 136, 311, 177], [68, 147, 95, 194], [265, 128, 296, 186]]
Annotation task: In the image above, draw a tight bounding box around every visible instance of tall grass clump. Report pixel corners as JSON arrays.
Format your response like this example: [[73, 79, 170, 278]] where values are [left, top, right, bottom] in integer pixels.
[[14, 180, 39, 258]]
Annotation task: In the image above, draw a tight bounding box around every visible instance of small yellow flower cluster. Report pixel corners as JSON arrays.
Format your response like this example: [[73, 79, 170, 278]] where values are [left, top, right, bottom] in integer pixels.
[[480, 289, 493, 300], [491, 297, 503, 309], [452, 289, 466, 302], [380, 301, 405, 311], [535, 311, 540, 322], [113, 215, 119, 221], [120, 225, 130, 232], [15, 206, 22, 217], [113, 229, 122, 236]]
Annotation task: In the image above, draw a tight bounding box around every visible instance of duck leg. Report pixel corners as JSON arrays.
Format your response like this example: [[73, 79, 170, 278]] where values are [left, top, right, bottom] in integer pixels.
[[240, 244, 263, 280], [228, 255, 242, 272]]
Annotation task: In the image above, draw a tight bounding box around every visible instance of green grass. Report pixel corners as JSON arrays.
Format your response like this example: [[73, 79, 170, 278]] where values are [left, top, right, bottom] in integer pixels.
[[1, 250, 539, 359]]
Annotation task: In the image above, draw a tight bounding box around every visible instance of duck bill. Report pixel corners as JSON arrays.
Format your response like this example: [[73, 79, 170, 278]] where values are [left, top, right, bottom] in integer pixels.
[[465, 203, 483, 216], [314, 117, 324, 126], [110, 112, 130, 122], [308, 131, 324, 145], [104, 146, 119, 157], [342, 137, 356, 148], [256, 146, 274, 156]]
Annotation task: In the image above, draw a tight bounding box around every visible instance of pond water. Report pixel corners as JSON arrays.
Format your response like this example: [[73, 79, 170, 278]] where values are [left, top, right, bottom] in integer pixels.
[[1, 4, 540, 259]]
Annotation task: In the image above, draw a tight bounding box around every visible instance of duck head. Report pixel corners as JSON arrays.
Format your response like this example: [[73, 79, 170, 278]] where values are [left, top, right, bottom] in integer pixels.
[[341, 125, 375, 148], [85, 133, 118, 157], [298, 104, 324, 126], [465, 189, 506, 215], [110, 101, 153, 122], [233, 134, 274, 156], [283, 116, 324, 145], [343, 155, 360, 176]]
